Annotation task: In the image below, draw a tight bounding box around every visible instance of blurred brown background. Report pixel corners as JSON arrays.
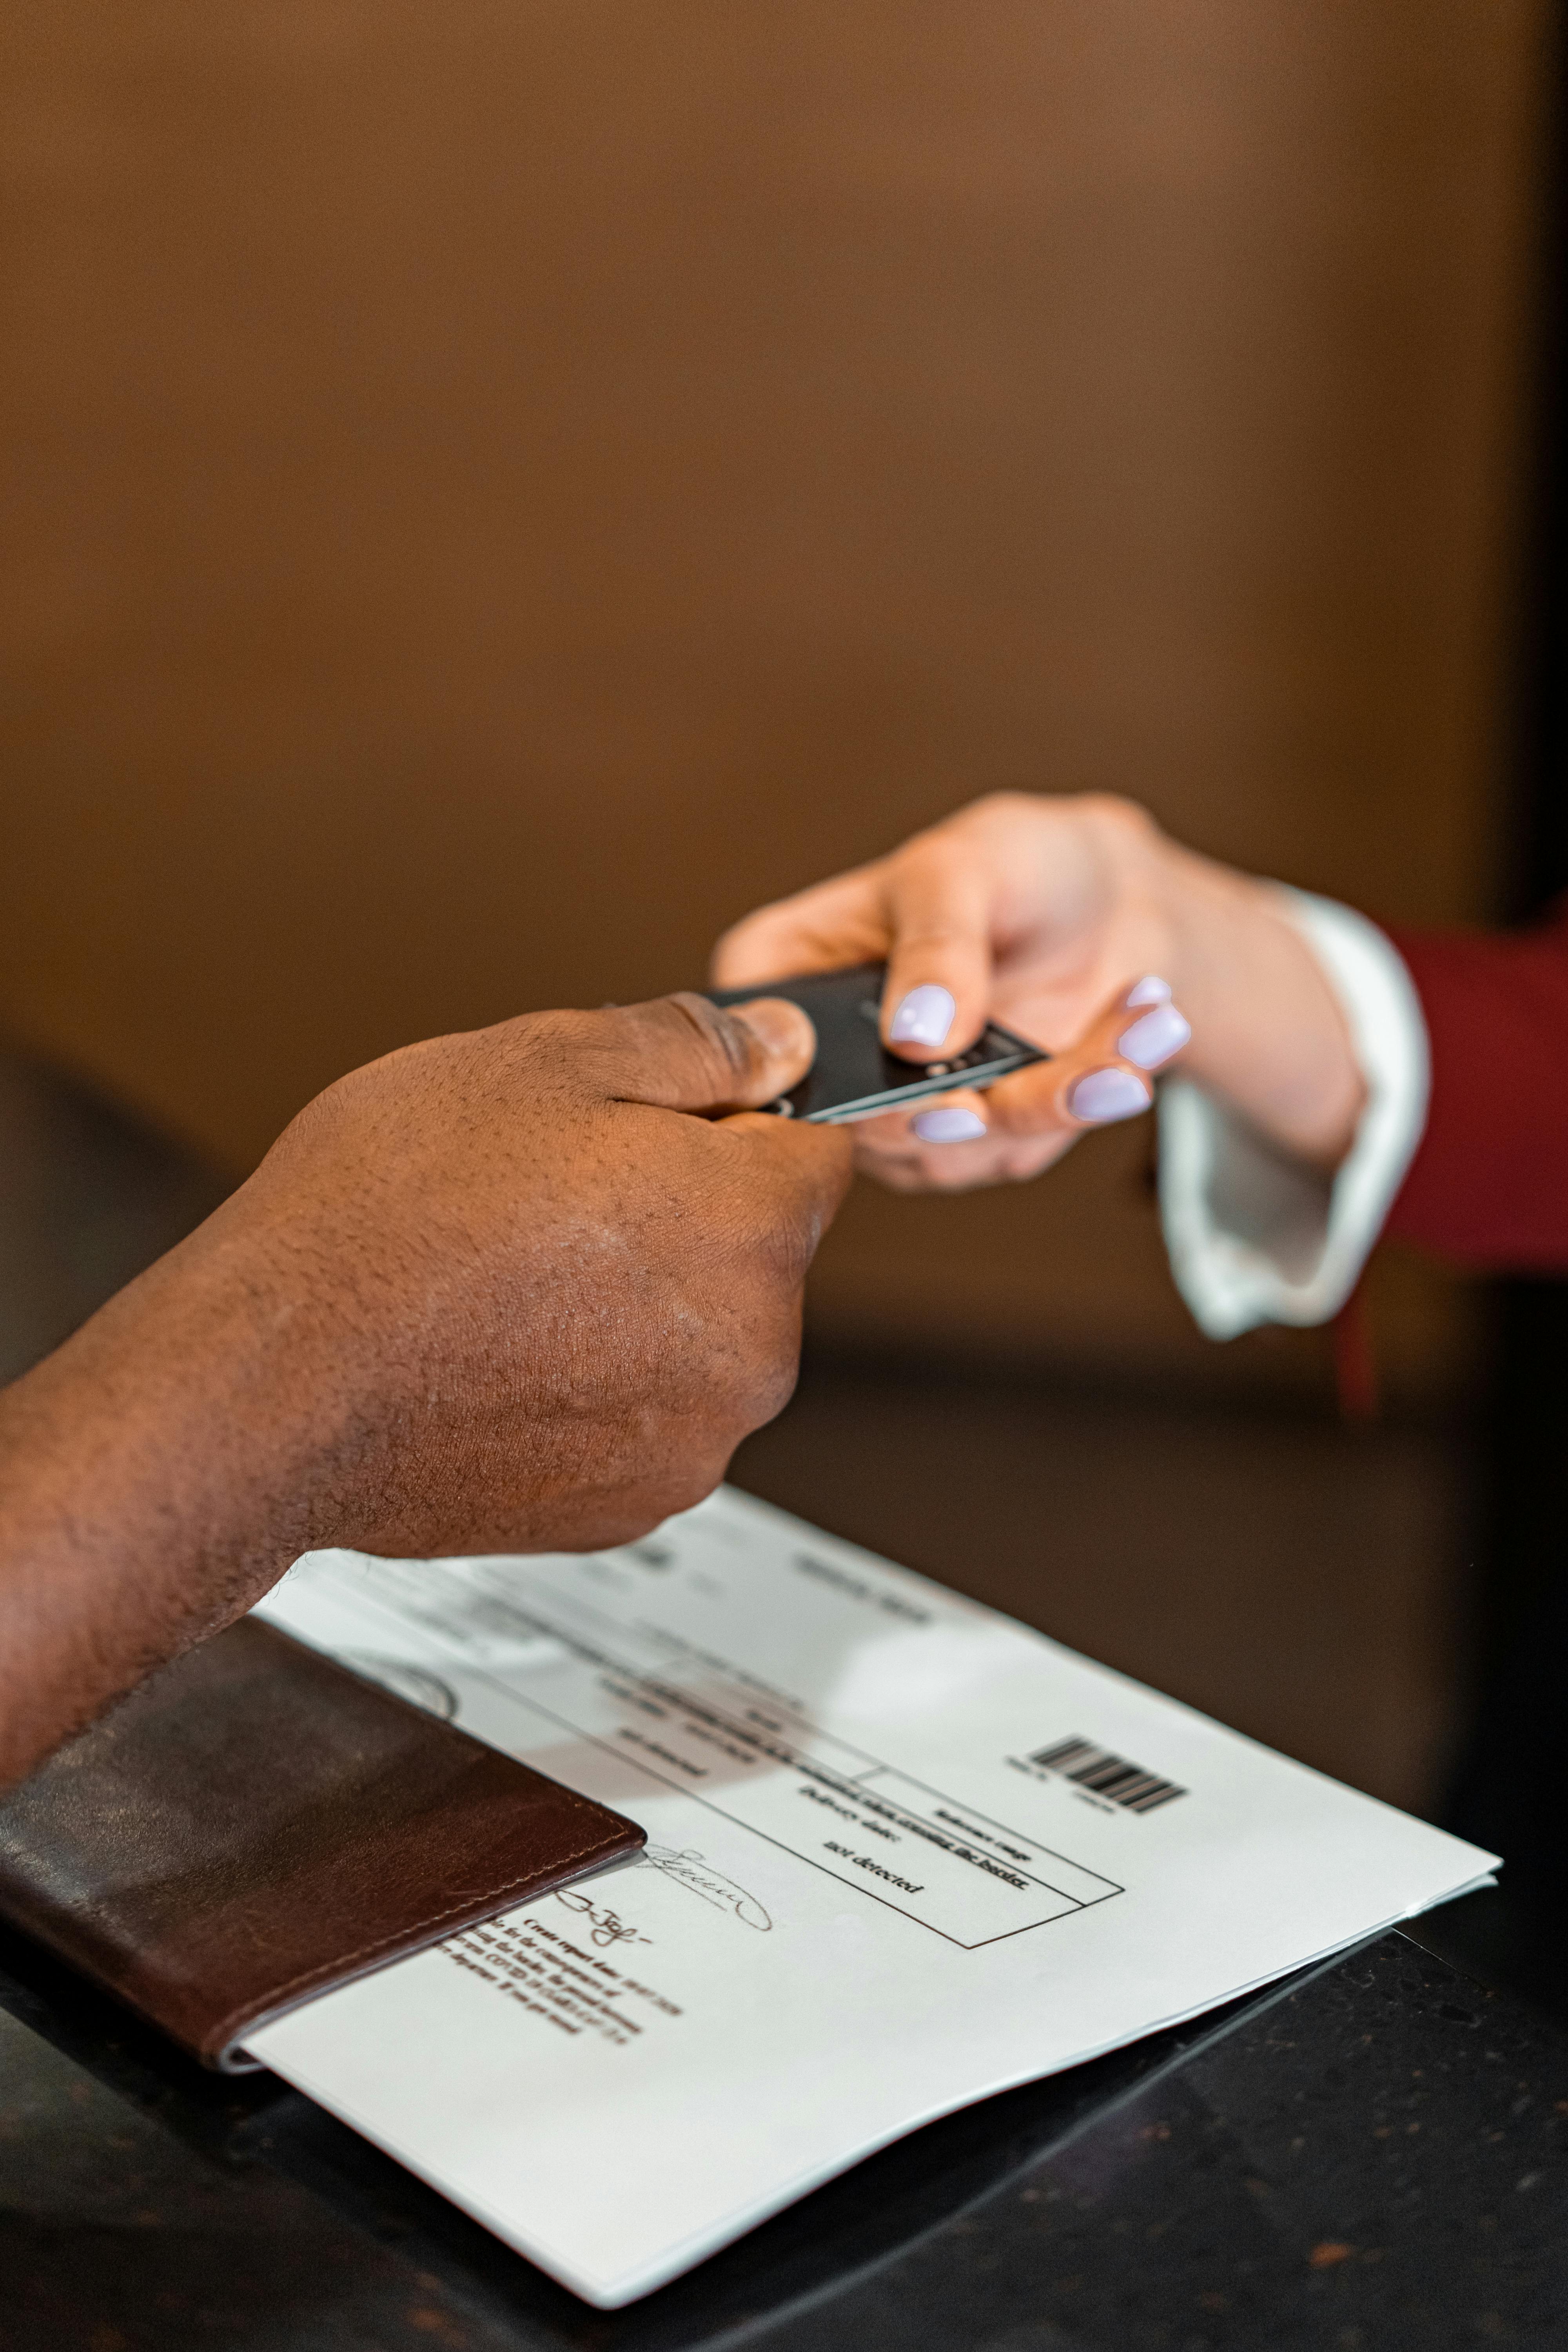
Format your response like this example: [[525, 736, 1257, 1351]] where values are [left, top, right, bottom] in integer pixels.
[[3, 0, 1552, 1387], [0, 3, 1559, 1827]]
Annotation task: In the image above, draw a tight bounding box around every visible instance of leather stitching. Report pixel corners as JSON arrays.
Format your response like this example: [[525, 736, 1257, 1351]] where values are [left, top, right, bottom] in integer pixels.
[[207, 1824, 637, 2057]]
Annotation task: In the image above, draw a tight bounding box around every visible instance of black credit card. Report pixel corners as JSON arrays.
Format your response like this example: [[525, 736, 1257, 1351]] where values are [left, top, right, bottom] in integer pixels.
[[706, 962, 1048, 1123]]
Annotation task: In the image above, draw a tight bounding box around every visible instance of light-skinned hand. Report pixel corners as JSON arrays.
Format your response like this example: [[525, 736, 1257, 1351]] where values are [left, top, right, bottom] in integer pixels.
[[713, 793, 1365, 1194]]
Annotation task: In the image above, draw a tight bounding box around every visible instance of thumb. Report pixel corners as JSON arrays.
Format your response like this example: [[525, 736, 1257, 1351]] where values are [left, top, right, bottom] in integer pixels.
[[599, 991, 818, 1114], [597, 992, 852, 1265]]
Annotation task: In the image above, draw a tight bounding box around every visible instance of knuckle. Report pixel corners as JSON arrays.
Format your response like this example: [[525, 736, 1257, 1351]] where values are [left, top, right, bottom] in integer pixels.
[[988, 1072, 1061, 1138], [1076, 792, 1160, 848], [741, 1201, 813, 1298], [965, 788, 1038, 829], [894, 916, 974, 953], [664, 991, 759, 1089], [590, 1465, 726, 1549], [520, 1006, 595, 1058], [743, 1314, 806, 1425], [687, 1338, 798, 1460], [653, 1450, 733, 1523], [737, 1346, 801, 1432], [1004, 1100, 1059, 1141], [889, 828, 959, 887], [505, 1006, 615, 1099]]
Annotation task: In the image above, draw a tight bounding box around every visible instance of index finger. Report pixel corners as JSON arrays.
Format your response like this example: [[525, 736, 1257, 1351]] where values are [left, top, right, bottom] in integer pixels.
[[874, 835, 997, 1063], [710, 864, 890, 988], [717, 1109, 855, 1268]]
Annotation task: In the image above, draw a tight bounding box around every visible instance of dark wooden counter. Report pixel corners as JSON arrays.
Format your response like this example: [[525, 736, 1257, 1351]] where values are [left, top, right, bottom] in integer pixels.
[[4, 1919, 1566, 2350]]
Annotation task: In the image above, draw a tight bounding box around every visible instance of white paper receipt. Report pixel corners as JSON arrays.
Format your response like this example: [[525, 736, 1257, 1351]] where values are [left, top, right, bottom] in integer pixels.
[[248, 1487, 1495, 2308]]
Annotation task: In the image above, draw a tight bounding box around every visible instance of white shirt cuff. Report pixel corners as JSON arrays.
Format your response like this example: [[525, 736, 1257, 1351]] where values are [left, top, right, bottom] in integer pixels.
[[1157, 889, 1430, 1339]]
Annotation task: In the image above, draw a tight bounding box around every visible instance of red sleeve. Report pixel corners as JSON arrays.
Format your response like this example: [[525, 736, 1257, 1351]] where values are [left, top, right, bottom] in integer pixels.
[[1381, 897, 1568, 1269]]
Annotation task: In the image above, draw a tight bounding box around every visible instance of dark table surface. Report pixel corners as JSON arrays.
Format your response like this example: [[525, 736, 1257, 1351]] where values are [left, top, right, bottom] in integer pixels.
[[4, 1917, 1567, 2352]]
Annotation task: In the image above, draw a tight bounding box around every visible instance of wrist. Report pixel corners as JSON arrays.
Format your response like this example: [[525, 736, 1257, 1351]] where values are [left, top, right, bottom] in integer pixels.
[[1157, 844, 1367, 1169]]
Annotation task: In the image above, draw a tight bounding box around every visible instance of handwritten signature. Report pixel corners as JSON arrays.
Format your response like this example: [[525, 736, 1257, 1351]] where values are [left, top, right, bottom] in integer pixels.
[[637, 1845, 772, 1931], [552, 1890, 652, 1949]]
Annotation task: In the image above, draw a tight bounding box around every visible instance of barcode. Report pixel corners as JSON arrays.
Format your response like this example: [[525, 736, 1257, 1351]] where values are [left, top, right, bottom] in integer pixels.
[[1029, 1735, 1187, 1815]]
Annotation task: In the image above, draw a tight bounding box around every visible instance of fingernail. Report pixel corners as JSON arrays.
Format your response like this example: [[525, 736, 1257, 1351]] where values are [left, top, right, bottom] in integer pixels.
[[1125, 974, 1172, 1008], [731, 997, 811, 1059], [1067, 1067, 1153, 1123], [912, 1105, 987, 1144], [889, 984, 956, 1049], [1118, 1002, 1191, 1069]]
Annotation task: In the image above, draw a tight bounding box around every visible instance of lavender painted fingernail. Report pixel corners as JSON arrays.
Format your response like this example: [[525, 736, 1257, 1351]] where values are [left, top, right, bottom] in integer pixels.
[[889, 984, 956, 1049], [1118, 1002, 1191, 1069], [1125, 974, 1172, 1008], [1067, 1067, 1152, 1123], [912, 1105, 987, 1144]]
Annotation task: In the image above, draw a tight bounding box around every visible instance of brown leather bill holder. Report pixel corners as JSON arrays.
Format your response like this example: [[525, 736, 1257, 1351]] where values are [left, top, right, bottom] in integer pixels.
[[0, 1617, 645, 2070]]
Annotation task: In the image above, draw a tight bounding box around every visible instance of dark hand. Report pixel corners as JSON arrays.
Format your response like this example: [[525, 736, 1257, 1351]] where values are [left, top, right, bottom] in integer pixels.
[[0, 994, 849, 1786]]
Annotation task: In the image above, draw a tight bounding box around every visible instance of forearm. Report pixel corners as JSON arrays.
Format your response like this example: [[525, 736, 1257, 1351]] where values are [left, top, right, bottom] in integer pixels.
[[0, 1226, 333, 1790], [1156, 837, 1367, 1170]]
